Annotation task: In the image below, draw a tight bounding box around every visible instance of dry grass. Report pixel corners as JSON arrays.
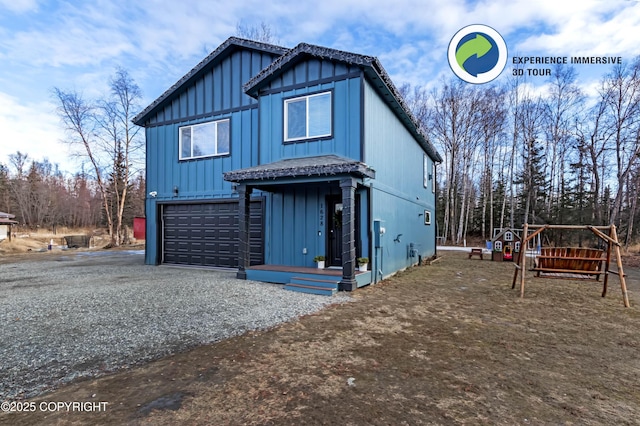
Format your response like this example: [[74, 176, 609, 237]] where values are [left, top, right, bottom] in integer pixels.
[[3, 251, 640, 426], [0, 228, 123, 254], [0, 238, 47, 254]]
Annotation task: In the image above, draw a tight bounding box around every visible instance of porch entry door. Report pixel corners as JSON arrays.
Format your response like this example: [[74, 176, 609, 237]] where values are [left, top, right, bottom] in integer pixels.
[[327, 196, 343, 267], [326, 194, 361, 268]]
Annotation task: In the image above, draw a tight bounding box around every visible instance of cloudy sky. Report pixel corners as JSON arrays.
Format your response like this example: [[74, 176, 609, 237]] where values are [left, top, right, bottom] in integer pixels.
[[1, 0, 639, 174]]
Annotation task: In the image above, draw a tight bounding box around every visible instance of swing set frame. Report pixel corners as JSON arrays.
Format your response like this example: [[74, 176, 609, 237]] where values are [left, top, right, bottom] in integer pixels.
[[511, 224, 630, 308]]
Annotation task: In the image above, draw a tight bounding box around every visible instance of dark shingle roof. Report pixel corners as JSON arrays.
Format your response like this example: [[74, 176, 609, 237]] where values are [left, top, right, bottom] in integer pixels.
[[133, 37, 288, 126], [244, 42, 442, 163], [223, 155, 375, 183], [244, 43, 376, 95], [0, 211, 17, 224]]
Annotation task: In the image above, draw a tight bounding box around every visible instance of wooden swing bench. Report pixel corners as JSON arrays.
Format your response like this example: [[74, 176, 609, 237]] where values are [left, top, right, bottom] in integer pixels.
[[532, 247, 605, 280], [512, 224, 631, 307]]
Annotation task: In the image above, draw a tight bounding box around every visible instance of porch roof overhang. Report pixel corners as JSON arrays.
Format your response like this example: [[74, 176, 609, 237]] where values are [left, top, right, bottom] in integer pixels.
[[223, 155, 376, 186]]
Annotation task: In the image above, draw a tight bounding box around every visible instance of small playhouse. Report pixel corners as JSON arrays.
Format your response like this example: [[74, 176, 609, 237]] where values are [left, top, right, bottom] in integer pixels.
[[490, 227, 522, 262]]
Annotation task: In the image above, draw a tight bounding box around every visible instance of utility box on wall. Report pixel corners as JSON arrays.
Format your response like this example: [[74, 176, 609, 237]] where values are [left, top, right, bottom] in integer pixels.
[[373, 220, 385, 248]]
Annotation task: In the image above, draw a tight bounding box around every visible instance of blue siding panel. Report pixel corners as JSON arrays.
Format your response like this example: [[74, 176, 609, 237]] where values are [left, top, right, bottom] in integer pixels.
[[213, 66, 222, 112], [204, 70, 213, 112], [195, 78, 204, 115], [265, 187, 328, 267], [145, 48, 283, 196], [145, 199, 158, 264], [144, 47, 284, 264], [171, 98, 179, 120], [308, 59, 321, 81], [282, 69, 294, 87], [186, 85, 195, 117], [262, 185, 370, 269], [221, 57, 231, 110], [363, 79, 436, 279], [321, 60, 334, 78], [259, 76, 362, 164], [231, 53, 241, 108], [294, 63, 306, 84]]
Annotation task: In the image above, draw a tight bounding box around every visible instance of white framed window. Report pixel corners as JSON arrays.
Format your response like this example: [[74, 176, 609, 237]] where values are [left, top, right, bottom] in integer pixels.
[[423, 154, 428, 188], [504, 231, 513, 241], [432, 163, 436, 193], [515, 241, 521, 252], [284, 91, 331, 142], [424, 210, 431, 225], [179, 119, 230, 160], [494, 241, 503, 251]]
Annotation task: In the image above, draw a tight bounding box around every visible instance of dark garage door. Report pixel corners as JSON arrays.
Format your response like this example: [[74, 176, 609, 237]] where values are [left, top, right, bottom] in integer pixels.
[[162, 200, 263, 268]]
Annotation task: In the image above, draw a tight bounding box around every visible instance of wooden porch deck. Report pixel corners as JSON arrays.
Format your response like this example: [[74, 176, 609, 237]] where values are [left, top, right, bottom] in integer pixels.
[[246, 264, 372, 288], [248, 264, 368, 276]]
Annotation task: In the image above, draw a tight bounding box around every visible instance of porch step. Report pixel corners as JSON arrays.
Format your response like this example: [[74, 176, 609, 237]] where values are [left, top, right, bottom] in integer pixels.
[[284, 276, 340, 296]]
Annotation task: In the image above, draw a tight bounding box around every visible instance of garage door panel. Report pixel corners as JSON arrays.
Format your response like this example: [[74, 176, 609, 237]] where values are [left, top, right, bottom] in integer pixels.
[[162, 201, 263, 268]]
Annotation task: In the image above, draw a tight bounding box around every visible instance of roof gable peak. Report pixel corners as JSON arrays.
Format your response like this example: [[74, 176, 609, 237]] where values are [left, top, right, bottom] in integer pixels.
[[133, 36, 288, 125]]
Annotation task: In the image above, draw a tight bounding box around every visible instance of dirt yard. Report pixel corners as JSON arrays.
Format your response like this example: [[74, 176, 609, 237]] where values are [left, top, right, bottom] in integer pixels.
[[2, 251, 640, 425]]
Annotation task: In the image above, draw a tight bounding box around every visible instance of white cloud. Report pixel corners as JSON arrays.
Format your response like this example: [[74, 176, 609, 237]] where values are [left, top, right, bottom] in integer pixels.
[[506, 0, 640, 56], [1, 0, 639, 174], [2, 5, 135, 68], [0, 92, 74, 172], [0, 0, 38, 14]]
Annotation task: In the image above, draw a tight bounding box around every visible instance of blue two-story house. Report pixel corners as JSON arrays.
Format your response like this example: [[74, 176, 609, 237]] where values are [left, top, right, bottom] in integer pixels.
[[133, 37, 442, 294]]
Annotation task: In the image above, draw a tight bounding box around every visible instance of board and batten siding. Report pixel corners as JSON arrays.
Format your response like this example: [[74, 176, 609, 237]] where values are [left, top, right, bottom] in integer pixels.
[[363, 79, 436, 278], [263, 185, 369, 268], [261, 58, 360, 91], [144, 47, 281, 265], [144, 49, 278, 126], [264, 186, 324, 267], [257, 62, 362, 164]]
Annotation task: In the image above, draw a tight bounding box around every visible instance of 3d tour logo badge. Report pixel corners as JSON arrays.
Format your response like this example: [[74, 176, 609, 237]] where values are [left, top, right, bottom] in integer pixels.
[[448, 24, 507, 84]]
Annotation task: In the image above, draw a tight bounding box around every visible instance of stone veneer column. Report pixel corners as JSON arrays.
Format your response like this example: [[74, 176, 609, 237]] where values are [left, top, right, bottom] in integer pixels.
[[236, 184, 252, 279], [339, 177, 357, 291]]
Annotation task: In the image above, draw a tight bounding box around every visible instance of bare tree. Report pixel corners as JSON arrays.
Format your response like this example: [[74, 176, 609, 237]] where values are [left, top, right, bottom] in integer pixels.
[[600, 58, 640, 226], [477, 85, 507, 239], [429, 79, 483, 244], [7, 152, 30, 224], [54, 68, 142, 245], [97, 68, 143, 244], [235, 21, 280, 44], [542, 65, 583, 221], [518, 96, 546, 225], [54, 88, 116, 243]]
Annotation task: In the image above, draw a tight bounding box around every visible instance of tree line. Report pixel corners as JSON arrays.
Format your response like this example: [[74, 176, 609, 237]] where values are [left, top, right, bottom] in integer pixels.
[[401, 57, 640, 247], [0, 68, 146, 245], [2, 45, 638, 249], [0, 152, 145, 234]]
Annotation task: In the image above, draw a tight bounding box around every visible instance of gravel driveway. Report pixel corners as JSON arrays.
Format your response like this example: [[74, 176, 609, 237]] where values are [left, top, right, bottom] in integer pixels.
[[0, 250, 350, 400]]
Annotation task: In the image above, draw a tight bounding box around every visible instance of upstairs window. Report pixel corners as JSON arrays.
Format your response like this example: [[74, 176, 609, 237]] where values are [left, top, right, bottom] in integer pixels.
[[179, 119, 230, 160], [423, 154, 428, 188], [284, 91, 332, 142], [424, 155, 436, 192], [432, 163, 436, 193]]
